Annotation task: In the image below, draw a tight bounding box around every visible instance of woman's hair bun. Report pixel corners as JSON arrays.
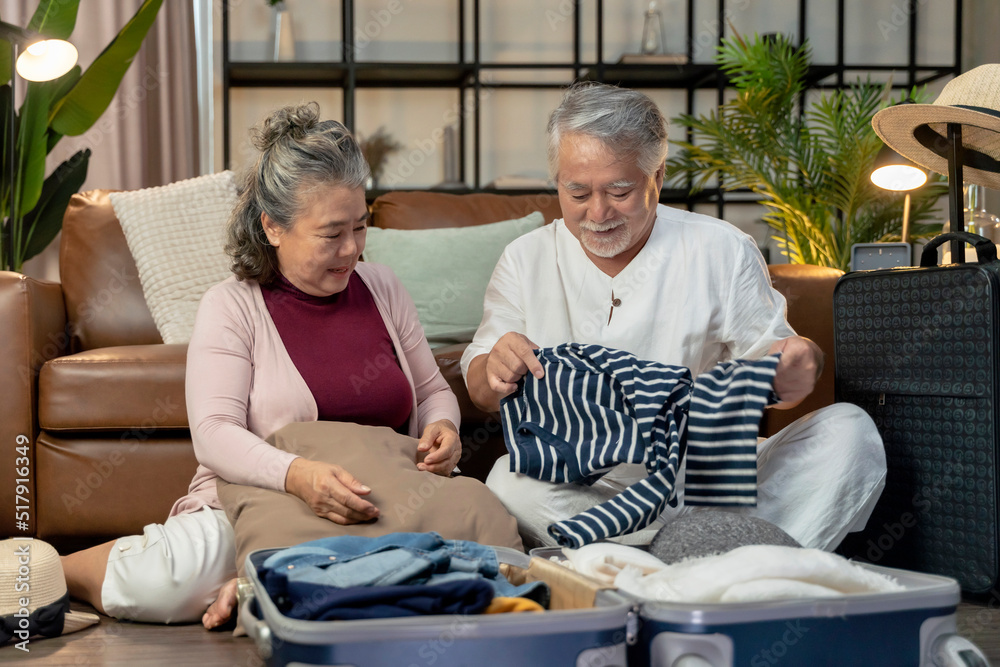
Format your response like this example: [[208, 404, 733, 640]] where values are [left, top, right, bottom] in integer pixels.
[[252, 101, 321, 151]]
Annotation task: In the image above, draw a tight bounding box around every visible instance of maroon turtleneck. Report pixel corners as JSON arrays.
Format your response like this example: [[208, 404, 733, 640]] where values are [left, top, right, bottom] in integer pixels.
[[260, 271, 413, 431]]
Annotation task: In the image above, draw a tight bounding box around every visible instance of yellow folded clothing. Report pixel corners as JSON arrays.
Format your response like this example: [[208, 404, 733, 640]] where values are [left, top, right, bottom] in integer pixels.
[[485, 597, 546, 614]]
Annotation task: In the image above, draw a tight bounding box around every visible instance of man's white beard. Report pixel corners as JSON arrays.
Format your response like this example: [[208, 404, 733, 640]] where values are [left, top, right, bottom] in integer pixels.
[[580, 219, 631, 258]]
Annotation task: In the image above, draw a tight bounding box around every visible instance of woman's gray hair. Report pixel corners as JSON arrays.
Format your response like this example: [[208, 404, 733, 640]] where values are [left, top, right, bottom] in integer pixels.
[[546, 82, 668, 179], [226, 102, 370, 284]]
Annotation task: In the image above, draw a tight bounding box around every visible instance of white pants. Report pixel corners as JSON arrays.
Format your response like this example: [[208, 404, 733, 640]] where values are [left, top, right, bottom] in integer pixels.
[[486, 403, 886, 552], [102, 506, 236, 624]]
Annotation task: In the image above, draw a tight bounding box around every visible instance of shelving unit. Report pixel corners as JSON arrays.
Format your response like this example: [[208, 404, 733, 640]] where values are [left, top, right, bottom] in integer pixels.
[[220, 0, 963, 215]]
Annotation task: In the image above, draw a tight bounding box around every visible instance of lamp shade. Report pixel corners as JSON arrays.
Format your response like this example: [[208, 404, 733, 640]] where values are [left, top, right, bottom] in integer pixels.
[[15, 39, 78, 82], [870, 144, 927, 192], [0, 22, 78, 82]]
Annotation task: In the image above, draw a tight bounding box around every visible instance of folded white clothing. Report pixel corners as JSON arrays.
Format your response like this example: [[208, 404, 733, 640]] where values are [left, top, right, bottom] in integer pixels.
[[718, 578, 844, 603], [559, 542, 668, 586], [562, 543, 904, 603]]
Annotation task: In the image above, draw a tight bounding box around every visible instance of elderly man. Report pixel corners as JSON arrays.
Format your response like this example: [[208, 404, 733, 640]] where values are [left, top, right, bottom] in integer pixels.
[[461, 82, 885, 550]]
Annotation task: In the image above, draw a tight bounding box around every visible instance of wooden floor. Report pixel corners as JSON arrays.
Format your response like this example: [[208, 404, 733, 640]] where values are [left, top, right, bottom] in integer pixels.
[[3, 599, 997, 665]]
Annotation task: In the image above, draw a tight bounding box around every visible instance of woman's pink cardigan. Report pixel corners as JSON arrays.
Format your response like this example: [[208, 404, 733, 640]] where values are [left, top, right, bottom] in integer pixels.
[[170, 262, 461, 516]]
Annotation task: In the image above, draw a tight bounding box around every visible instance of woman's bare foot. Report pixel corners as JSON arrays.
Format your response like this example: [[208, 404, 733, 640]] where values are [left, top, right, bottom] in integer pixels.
[[202, 578, 239, 630]]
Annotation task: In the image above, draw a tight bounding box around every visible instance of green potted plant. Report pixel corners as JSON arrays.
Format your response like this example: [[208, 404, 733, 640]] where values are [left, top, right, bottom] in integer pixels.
[[665, 32, 946, 272], [1, 0, 163, 272]]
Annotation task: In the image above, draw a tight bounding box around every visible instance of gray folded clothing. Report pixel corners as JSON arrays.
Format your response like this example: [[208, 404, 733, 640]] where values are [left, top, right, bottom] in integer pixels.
[[649, 512, 800, 565]]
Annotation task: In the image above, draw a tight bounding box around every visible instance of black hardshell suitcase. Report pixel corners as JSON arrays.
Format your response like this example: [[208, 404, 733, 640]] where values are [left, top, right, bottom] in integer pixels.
[[834, 231, 1000, 595]]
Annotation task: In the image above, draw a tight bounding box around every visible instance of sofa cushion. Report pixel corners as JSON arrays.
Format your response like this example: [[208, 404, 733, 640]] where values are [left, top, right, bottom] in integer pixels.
[[35, 433, 197, 539], [38, 344, 188, 431], [60, 190, 162, 351], [110, 172, 238, 344], [370, 190, 562, 229], [364, 211, 545, 345]]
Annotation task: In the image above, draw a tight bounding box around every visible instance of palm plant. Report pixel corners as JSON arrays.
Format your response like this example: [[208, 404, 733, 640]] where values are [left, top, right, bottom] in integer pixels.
[[665, 32, 945, 272], [1, 0, 163, 272]]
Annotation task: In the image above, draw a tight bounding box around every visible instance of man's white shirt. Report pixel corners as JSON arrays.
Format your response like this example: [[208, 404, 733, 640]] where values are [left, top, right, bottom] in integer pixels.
[[461, 203, 794, 381]]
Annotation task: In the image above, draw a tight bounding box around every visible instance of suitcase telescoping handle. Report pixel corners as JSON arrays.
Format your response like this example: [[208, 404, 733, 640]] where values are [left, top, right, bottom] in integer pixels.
[[240, 591, 274, 660], [920, 231, 997, 267]]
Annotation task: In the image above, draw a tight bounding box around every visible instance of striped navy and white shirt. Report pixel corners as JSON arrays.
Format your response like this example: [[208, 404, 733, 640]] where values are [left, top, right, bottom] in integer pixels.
[[500, 343, 780, 547]]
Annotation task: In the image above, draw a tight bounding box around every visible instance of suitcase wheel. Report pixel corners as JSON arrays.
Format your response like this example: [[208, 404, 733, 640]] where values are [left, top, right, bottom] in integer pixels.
[[931, 633, 990, 667]]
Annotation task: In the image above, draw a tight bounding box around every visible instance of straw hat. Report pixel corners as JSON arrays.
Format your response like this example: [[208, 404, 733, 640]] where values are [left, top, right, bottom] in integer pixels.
[[0, 539, 99, 645], [871, 64, 1000, 190]]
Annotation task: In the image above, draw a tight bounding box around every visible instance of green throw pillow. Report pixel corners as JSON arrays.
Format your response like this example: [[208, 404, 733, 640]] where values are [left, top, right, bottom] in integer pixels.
[[363, 211, 545, 346]]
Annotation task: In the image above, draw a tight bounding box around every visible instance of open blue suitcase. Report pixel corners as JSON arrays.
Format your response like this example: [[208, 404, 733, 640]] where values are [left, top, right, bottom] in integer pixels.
[[239, 545, 637, 667], [241, 541, 988, 666]]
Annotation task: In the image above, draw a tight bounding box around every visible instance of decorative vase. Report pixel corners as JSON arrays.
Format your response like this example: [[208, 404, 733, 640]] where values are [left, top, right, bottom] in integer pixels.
[[640, 1, 664, 55], [270, 2, 296, 61]]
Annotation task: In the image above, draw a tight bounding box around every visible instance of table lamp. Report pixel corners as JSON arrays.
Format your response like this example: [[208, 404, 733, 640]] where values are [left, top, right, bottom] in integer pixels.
[[851, 144, 927, 270], [870, 143, 928, 245]]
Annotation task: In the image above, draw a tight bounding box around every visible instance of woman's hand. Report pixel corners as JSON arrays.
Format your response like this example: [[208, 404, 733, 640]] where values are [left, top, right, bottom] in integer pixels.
[[284, 458, 379, 524], [416, 419, 461, 476]]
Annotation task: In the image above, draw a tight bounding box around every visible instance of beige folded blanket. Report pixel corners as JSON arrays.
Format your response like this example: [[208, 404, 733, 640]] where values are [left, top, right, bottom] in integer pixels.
[[218, 421, 523, 576]]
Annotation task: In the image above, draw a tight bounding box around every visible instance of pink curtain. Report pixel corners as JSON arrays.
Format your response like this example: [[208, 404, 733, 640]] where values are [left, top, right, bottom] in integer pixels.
[[3, 0, 199, 279]]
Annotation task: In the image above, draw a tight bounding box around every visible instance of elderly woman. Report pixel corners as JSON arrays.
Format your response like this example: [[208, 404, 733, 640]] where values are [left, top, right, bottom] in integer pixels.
[[60, 102, 462, 628]]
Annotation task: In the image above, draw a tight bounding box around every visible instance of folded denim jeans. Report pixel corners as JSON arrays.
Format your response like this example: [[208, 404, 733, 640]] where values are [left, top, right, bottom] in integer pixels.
[[285, 578, 496, 621], [260, 532, 549, 615]]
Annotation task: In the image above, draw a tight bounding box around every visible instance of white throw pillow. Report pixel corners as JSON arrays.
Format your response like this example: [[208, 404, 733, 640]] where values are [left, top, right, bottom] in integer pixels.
[[110, 172, 237, 344], [363, 211, 545, 347]]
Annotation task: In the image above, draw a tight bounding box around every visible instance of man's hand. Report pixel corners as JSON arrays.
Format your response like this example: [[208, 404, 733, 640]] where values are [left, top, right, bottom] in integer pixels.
[[485, 332, 545, 396], [284, 458, 379, 524], [467, 332, 545, 412], [768, 336, 824, 408], [417, 419, 461, 476]]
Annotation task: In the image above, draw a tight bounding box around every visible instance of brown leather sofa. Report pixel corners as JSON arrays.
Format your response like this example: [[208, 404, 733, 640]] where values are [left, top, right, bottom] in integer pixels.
[[0, 188, 842, 549]]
